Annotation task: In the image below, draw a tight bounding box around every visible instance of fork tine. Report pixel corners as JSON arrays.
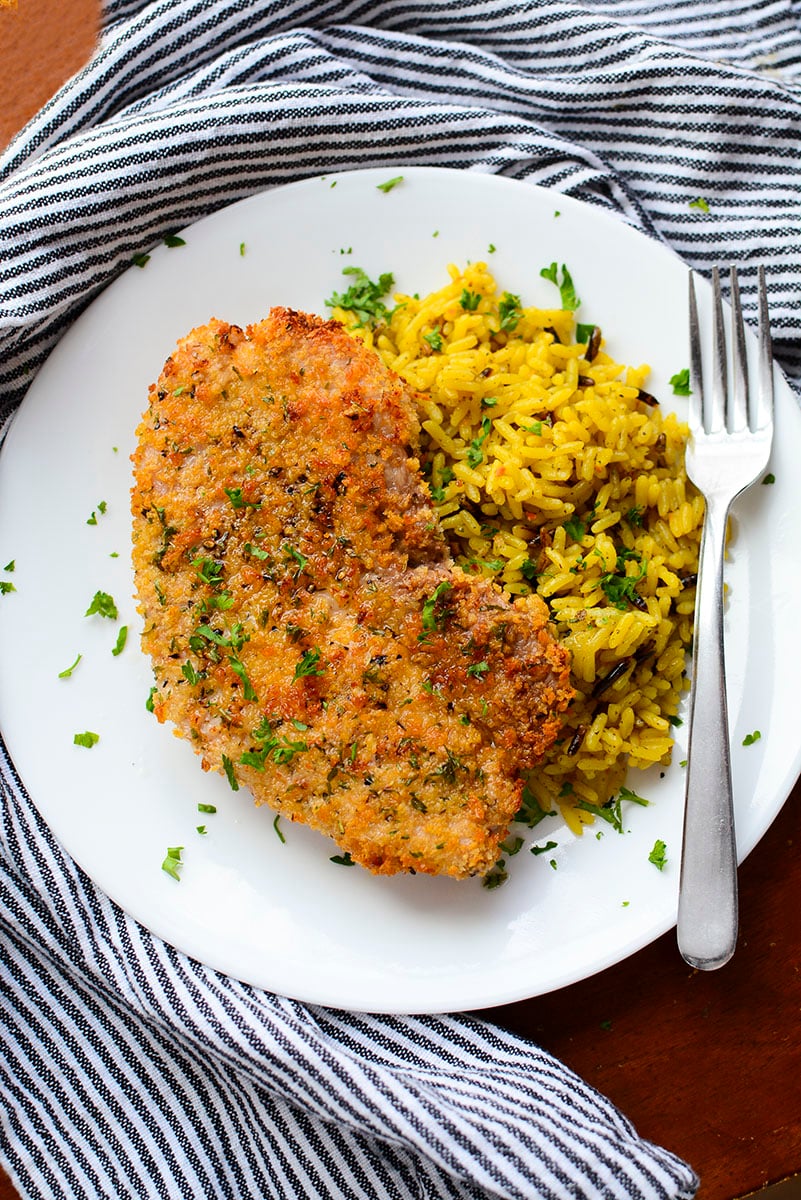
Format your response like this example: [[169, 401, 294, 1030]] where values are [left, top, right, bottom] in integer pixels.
[[709, 267, 727, 434], [729, 267, 749, 433], [688, 272, 703, 432], [757, 265, 774, 434]]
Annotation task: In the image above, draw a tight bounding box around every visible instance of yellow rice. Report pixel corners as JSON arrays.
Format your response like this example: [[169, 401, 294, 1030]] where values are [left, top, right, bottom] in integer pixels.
[[331, 262, 702, 834]]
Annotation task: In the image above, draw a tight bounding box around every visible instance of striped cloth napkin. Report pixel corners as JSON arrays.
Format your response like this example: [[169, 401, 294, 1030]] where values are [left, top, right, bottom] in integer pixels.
[[1, 2, 799, 1197]]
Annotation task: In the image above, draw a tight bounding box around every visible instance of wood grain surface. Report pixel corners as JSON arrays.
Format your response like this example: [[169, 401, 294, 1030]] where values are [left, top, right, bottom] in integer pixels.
[[0, 5, 799, 1199], [0, 0, 99, 148]]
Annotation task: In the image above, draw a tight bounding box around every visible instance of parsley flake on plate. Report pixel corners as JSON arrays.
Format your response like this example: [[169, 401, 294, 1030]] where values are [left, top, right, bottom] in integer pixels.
[[162, 846, 184, 881], [85, 590, 118, 619], [539, 262, 581, 311], [73, 731, 99, 749], [58, 654, 82, 679], [669, 368, 691, 396], [330, 851, 355, 866], [648, 839, 668, 871], [742, 730, 762, 746], [482, 861, 508, 889], [376, 175, 403, 193], [530, 840, 558, 857], [112, 626, 128, 657]]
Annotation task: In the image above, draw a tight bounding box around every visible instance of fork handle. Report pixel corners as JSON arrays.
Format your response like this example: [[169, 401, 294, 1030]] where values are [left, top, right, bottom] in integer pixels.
[[677, 494, 738, 970]]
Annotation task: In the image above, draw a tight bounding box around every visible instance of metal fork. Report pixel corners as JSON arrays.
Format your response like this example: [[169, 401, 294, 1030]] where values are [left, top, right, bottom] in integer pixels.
[[677, 266, 774, 971]]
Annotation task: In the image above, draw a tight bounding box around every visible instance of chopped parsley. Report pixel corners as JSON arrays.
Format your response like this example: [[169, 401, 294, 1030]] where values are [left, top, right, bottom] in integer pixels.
[[575, 322, 596, 344], [85, 590, 118, 619], [423, 328, 443, 352], [600, 560, 647, 610], [3, 560, 14, 572], [161, 846, 184, 881], [466, 415, 492, 467], [87, 501, 108, 525], [482, 861, 508, 890], [648, 839, 668, 871], [625, 505, 645, 527], [181, 661, 199, 684], [193, 557, 225, 587], [460, 289, 481, 311], [420, 581, 452, 637], [330, 852, 355, 866], [515, 785, 555, 828], [293, 647, 325, 681], [229, 656, 257, 701], [376, 175, 403, 193], [689, 197, 710, 212], [540, 262, 580, 311], [196, 825, 207, 835], [222, 753, 239, 790], [224, 486, 260, 510], [563, 515, 586, 543], [239, 242, 246, 256], [429, 465, 455, 502], [325, 266, 395, 328], [198, 802, 217, 814], [576, 786, 649, 834], [112, 626, 128, 656], [192, 622, 248, 651], [762, 473, 776, 485], [619, 785, 649, 806], [498, 291, 522, 332], [164, 234, 186, 247], [742, 730, 761, 746], [0, 580, 16, 595], [467, 660, 489, 679], [58, 654, 82, 679], [273, 814, 286, 843], [73, 731, 99, 749], [146, 686, 157, 712], [669, 368, 691, 396], [531, 840, 558, 856], [132, 252, 150, 269], [241, 729, 308, 768]]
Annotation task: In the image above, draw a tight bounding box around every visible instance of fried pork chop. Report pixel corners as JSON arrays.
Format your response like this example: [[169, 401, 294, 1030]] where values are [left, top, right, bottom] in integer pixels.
[[131, 309, 573, 878]]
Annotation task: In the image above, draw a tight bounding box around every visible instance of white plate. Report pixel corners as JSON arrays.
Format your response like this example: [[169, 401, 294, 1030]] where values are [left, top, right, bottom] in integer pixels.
[[1, 168, 799, 1014]]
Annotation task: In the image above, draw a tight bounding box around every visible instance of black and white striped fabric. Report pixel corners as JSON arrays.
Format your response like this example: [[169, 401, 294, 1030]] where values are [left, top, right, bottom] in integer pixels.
[[1, 1, 799, 1196]]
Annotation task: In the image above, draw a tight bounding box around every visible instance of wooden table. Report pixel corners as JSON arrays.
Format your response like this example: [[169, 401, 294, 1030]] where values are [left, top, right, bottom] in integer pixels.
[[1, 6, 799, 1198]]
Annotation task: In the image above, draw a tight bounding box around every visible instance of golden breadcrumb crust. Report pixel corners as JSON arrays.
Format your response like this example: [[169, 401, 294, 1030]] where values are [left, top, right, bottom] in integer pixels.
[[131, 308, 573, 878]]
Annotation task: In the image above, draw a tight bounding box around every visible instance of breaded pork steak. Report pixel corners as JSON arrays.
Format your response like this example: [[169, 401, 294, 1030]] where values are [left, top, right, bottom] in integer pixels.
[[132, 308, 573, 878]]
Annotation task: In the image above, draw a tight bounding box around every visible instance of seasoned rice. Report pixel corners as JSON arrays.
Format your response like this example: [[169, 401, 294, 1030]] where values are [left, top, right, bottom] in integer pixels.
[[331, 262, 701, 834]]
